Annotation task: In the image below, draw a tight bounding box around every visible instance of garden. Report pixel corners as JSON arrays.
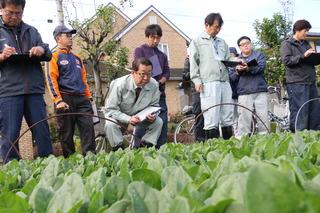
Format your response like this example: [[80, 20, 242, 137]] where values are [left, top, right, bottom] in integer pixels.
[[1, 131, 320, 212]]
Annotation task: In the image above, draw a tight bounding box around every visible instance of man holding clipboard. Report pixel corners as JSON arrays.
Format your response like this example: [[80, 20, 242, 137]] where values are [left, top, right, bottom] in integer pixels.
[[280, 19, 320, 132], [0, 0, 53, 163], [104, 58, 162, 150]]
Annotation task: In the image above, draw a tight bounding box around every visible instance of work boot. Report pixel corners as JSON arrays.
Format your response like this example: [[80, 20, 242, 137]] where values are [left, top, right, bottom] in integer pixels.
[[222, 126, 233, 140], [112, 143, 125, 151], [205, 128, 220, 140]]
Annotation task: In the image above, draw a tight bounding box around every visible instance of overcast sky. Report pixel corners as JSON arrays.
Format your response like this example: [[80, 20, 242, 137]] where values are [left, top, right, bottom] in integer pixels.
[[23, 0, 320, 49]]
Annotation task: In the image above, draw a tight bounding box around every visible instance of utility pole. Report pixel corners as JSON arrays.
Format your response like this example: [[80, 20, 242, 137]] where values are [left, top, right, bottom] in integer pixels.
[[279, 0, 294, 24], [56, 0, 64, 25], [93, 0, 97, 11]]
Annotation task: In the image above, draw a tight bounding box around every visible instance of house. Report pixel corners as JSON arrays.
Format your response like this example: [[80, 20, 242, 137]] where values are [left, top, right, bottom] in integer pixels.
[[307, 32, 320, 52], [73, 3, 191, 117]]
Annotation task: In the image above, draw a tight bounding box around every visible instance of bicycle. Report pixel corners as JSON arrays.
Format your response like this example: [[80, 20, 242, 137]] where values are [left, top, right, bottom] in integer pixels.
[[267, 86, 290, 132], [94, 107, 154, 152], [94, 108, 133, 152], [173, 103, 268, 143]]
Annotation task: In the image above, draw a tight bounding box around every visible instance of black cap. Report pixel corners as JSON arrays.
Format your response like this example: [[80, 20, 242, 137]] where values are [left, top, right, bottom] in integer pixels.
[[229, 47, 238, 56], [53, 25, 76, 38]]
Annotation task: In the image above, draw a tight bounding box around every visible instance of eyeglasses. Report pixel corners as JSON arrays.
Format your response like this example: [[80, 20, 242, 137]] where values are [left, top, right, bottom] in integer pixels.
[[60, 33, 73, 38], [135, 71, 152, 78], [2, 9, 23, 17], [239, 41, 251, 47]]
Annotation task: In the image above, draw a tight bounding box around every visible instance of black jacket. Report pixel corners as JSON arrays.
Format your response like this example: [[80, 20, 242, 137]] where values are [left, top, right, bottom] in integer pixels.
[[229, 50, 268, 95], [280, 37, 316, 84], [0, 18, 52, 97]]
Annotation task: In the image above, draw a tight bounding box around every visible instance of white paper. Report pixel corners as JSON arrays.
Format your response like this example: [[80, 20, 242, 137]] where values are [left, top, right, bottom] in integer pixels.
[[91, 101, 100, 124], [149, 55, 163, 77], [135, 106, 161, 121]]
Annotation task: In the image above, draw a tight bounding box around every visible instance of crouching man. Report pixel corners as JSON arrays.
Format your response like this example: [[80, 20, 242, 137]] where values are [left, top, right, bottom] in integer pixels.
[[104, 58, 163, 150]]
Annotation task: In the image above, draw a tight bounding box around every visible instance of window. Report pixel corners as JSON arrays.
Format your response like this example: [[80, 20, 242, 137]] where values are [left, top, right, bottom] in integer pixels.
[[149, 16, 157, 24], [316, 40, 320, 53], [158, 43, 169, 60]]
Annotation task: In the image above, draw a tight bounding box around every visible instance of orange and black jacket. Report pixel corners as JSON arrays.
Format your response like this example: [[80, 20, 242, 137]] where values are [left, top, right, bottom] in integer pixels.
[[47, 48, 91, 104]]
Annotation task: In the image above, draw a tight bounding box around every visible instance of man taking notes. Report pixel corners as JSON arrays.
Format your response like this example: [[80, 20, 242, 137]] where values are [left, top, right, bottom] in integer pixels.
[[104, 58, 162, 150]]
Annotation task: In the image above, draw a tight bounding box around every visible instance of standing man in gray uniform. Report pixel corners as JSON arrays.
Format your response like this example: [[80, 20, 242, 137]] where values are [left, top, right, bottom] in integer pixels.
[[104, 58, 162, 150], [189, 13, 233, 140]]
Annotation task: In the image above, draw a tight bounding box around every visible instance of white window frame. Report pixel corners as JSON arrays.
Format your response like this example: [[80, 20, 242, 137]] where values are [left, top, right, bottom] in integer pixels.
[[316, 40, 320, 53], [149, 16, 157, 24], [158, 43, 170, 60]]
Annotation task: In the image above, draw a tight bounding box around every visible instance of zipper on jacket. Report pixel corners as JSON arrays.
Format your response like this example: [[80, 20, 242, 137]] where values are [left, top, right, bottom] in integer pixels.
[[15, 34, 22, 53], [9, 29, 22, 53]]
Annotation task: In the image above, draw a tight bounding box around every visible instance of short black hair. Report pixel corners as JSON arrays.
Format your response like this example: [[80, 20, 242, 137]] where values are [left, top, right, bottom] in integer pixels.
[[293, 19, 312, 34], [145, 24, 162, 37], [205, 13, 223, 27], [0, 0, 26, 9], [237, 36, 251, 46], [132, 58, 153, 71]]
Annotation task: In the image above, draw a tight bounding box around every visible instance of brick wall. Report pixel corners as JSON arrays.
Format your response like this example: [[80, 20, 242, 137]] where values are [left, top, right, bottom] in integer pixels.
[[18, 117, 34, 160]]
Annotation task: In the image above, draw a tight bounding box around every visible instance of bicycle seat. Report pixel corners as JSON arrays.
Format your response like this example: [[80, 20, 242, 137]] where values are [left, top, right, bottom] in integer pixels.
[[182, 105, 193, 115]]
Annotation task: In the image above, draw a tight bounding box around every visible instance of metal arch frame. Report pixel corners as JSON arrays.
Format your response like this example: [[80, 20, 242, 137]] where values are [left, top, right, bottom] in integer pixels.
[[294, 97, 320, 132], [198, 102, 270, 133], [174, 102, 270, 143], [3, 112, 129, 163]]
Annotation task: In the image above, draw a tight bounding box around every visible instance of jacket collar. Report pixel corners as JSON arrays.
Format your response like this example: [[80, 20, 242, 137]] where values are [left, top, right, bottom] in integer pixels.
[[0, 16, 30, 35], [142, 43, 158, 51], [287, 36, 308, 46], [57, 46, 72, 53], [200, 31, 223, 42]]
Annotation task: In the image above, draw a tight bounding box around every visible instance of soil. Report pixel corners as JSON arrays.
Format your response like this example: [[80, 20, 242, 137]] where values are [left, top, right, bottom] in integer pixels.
[[167, 132, 195, 144]]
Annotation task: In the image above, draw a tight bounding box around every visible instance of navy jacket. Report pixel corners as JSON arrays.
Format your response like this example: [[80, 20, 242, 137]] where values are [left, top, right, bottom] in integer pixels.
[[0, 18, 52, 98], [229, 50, 268, 95]]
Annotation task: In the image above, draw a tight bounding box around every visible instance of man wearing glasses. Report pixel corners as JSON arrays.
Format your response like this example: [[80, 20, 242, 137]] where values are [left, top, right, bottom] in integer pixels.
[[230, 36, 269, 138], [189, 13, 234, 140], [104, 58, 162, 150], [47, 25, 96, 157], [0, 0, 53, 163]]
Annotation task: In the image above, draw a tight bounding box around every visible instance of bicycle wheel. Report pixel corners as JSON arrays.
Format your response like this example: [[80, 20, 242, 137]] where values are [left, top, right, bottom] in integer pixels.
[[174, 116, 196, 144], [95, 135, 108, 153]]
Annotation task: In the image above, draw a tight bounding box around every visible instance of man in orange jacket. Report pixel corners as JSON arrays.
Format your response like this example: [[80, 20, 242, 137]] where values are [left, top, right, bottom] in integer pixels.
[[47, 25, 95, 157]]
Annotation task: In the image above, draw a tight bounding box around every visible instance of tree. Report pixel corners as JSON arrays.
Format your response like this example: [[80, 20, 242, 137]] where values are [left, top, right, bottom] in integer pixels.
[[253, 13, 291, 87], [69, 5, 129, 106], [119, 0, 133, 7]]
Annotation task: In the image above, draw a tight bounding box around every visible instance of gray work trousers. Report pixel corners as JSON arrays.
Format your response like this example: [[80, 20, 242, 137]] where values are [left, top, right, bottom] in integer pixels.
[[105, 117, 163, 147]]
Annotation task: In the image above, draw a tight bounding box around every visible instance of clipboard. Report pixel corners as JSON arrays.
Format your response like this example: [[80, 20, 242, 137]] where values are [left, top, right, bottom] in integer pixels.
[[135, 106, 161, 121], [6, 53, 31, 62], [148, 55, 163, 77], [221, 60, 241, 67], [246, 58, 258, 67], [304, 53, 320, 65]]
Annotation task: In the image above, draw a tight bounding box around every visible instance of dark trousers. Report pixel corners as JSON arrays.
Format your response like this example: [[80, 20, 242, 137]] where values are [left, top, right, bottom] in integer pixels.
[[156, 94, 168, 148], [56, 95, 95, 157], [0, 94, 53, 163], [135, 93, 168, 148], [192, 92, 205, 141], [287, 83, 320, 132]]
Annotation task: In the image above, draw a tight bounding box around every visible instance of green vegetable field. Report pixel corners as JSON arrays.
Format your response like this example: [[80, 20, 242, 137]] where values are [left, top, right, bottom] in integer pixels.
[[1, 132, 320, 213]]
